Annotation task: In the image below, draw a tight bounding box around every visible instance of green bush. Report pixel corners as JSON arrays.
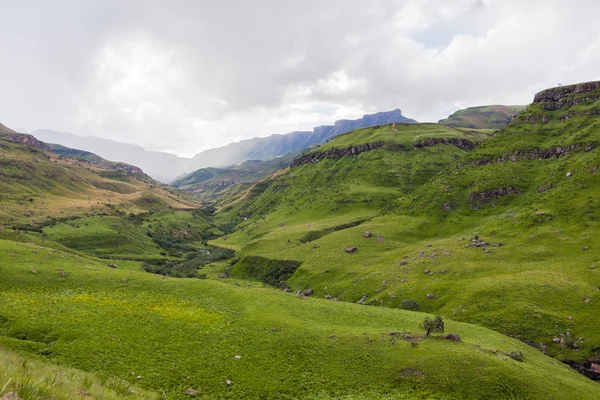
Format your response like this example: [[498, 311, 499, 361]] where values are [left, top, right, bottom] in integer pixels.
[[399, 299, 420, 311]]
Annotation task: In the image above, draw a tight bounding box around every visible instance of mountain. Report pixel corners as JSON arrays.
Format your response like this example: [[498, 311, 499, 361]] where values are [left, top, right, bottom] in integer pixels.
[[33, 108, 415, 183], [439, 105, 526, 129], [32, 129, 188, 183], [47, 143, 147, 176], [210, 81, 600, 378], [172, 153, 297, 205]]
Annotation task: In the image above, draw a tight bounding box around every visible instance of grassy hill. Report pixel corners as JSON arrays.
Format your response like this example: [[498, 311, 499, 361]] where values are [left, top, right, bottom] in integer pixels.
[[1, 234, 598, 399], [173, 154, 296, 205], [210, 82, 600, 377], [0, 135, 199, 226], [439, 105, 526, 130]]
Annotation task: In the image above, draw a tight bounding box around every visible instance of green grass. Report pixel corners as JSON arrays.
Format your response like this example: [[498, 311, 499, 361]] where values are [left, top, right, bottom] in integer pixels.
[[0, 348, 157, 399], [0, 238, 598, 399]]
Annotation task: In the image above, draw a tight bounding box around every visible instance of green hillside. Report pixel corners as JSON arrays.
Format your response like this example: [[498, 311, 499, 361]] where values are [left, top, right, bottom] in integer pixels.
[[173, 154, 296, 205], [1, 235, 598, 399], [439, 105, 526, 129], [211, 82, 600, 376]]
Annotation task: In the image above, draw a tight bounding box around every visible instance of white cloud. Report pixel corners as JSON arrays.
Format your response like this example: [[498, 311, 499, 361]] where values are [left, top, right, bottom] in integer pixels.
[[0, 0, 599, 155]]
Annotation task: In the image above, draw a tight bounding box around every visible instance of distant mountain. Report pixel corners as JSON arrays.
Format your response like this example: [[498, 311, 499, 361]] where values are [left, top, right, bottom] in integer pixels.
[[47, 143, 148, 177], [438, 105, 525, 130], [32, 130, 187, 183], [172, 153, 297, 204], [33, 108, 415, 183]]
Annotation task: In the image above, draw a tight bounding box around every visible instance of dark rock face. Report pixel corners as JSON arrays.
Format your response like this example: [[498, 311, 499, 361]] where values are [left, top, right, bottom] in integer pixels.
[[413, 138, 476, 150], [345, 247, 358, 253], [444, 333, 462, 342], [533, 81, 600, 111], [469, 187, 520, 204], [469, 143, 597, 166], [290, 142, 390, 167], [111, 162, 144, 175]]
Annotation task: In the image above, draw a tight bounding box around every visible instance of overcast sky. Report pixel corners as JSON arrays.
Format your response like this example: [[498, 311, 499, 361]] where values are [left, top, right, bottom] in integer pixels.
[[1, 0, 599, 156]]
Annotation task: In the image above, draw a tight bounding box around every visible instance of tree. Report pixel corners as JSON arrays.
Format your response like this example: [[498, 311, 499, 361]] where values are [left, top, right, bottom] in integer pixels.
[[422, 315, 444, 337]]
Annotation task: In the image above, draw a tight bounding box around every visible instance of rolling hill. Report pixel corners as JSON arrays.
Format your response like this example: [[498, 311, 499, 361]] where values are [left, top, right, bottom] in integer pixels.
[[439, 105, 526, 129]]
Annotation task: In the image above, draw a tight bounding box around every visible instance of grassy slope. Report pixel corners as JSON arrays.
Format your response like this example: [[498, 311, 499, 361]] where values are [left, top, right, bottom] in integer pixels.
[[0, 348, 157, 399], [439, 105, 526, 129], [212, 88, 600, 366], [212, 123, 489, 252], [173, 154, 296, 205], [0, 139, 200, 226], [1, 237, 598, 399]]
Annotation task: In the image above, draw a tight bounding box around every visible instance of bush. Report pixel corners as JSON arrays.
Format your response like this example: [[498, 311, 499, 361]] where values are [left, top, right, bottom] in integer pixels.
[[422, 315, 444, 337], [400, 299, 420, 311]]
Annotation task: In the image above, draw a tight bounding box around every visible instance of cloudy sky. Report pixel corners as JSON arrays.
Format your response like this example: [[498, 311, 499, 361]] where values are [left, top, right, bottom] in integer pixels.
[[1, 0, 599, 156]]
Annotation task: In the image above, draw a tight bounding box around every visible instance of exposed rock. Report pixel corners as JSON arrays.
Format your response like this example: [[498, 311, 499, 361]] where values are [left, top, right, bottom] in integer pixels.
[[566, 172, 573, 178], [303, 288, 314, 297], [426, 293, 435, 299], [444, 333, 462, 342], [356, 295, 367, 305], [469, 187, 520, 204], [345, 247, 358, 254], [291, 142, 396, 167], [533, 81, 600, 110], [376, 235, 384, 243], [107, 263, 117, 269], [185, 388, 198, 396], [282, 287, 291, 292], [398, 260, 408, 265], [226, 380, 233, 386], [413, 137, 476, 150], [363, 231, 372, 238]]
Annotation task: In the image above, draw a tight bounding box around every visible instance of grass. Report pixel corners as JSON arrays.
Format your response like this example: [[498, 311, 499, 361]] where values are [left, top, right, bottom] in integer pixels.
[[0, 347, 157, 399], [438, 105, 526, 129], [0, 238, 598, 399]]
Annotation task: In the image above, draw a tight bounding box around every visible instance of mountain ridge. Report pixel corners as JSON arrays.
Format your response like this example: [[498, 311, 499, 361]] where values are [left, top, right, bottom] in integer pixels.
[[33, 108, 415, 183]]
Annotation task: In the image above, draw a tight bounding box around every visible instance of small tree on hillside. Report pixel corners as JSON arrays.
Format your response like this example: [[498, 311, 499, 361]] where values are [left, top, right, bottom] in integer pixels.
[[422, 315, 444, 337]]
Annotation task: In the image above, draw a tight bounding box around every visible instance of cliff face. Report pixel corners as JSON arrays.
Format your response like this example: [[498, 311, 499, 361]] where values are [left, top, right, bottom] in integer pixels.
[[290, 142, 391, 167], [533, 81, 600, 111]]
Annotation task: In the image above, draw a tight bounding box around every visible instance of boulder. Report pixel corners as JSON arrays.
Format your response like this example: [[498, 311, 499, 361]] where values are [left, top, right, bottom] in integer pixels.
[[345, 247, 358, 253], [303, 288, 314, 297], [426, 293, 435, 299], [376, 235, 384, 243], [444, 333, 462, 342], [363, 231, 372, 238], [107, 263, 117, 269], [185, 388, 198, 396]]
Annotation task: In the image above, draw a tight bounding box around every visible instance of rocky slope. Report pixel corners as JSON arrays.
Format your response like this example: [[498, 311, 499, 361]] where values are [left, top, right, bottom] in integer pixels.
[[439, 105, 525, 129]]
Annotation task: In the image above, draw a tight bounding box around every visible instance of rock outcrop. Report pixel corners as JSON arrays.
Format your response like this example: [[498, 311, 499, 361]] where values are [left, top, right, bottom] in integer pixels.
[[533, 81, 600, 111], [469, 143, 597, 166], [290, 142, 391, 167], [0, 132, 50, 151], [413, 137, 476, 150], [469, 187, 520, 204]]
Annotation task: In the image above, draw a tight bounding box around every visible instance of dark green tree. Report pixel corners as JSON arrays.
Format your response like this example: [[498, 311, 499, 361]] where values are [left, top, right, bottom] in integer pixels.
[[422, 315, 444, 337]]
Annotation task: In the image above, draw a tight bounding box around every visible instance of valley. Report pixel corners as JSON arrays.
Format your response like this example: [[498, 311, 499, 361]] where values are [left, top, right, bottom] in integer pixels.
[[1, 82, 600, 399]]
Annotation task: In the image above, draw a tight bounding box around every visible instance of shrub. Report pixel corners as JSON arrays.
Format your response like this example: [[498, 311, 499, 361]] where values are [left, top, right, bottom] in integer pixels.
[[400, 299, 420, 311], [422, 315, 444, 337]]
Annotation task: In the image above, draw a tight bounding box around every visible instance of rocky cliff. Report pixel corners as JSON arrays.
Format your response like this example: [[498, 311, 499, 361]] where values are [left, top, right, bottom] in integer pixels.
[[533, 81, 600, 111]]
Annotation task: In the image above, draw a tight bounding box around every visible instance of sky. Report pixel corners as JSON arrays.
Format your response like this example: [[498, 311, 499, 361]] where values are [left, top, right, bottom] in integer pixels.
[[1, 0, 599, 157]]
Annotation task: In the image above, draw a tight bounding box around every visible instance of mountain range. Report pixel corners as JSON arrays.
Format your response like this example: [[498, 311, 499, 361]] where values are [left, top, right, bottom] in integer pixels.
[[33, 109, 415, 183]]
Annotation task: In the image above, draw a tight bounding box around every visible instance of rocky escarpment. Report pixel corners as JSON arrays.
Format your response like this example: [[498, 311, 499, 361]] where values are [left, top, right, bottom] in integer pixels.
[[290, 142, 391, 167], [110, 162, 144, 175], [0, 132, 50, 151], [533, 81, 600, 111], [468, 143, 597, 166], [413, 137, 476, 150]]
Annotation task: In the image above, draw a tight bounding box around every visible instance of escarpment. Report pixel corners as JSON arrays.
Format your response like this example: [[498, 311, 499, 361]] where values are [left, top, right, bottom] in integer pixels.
[[532, 81, 600, 111]]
